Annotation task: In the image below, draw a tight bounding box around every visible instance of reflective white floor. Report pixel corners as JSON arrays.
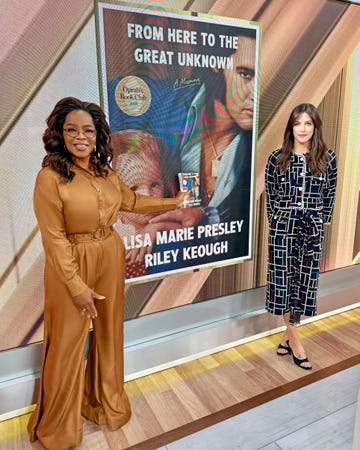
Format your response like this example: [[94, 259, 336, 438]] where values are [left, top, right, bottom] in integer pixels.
[[159, 364, 360, 450]]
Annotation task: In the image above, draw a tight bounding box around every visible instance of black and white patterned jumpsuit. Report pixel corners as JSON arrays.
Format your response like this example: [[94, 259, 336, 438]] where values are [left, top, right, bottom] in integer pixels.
[[265, 149, 337, 324]]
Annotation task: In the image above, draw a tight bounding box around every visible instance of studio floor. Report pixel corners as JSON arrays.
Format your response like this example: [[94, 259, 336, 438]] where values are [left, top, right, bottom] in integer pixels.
[[159, 363, 359, 450], [0, 307, 359, 450]]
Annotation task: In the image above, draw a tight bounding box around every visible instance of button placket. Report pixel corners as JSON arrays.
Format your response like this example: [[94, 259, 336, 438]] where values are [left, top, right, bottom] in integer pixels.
[[299, 157, 306, 209], [89, 177, 105, 227]]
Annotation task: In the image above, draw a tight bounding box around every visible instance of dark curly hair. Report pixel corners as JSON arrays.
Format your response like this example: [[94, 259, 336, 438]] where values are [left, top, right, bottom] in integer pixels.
[[42, 97, 113, 181], [277, 103, 329, 175]]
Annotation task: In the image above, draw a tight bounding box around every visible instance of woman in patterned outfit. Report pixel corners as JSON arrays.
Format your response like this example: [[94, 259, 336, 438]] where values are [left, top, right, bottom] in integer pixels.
[[28, 97, 184, 449], [265, 103, 337, 370]]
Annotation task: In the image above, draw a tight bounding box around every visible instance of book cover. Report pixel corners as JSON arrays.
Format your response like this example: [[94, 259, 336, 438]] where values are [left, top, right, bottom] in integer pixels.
[[178, 172, 202, 207]]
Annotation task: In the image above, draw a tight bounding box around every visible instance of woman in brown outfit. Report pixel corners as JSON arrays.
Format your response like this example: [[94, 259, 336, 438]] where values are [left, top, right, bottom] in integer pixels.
[[28, 97, 184, 449]]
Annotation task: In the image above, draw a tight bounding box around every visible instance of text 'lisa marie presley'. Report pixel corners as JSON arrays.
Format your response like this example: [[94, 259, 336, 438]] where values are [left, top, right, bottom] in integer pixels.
[[121, 220, 244, 250]]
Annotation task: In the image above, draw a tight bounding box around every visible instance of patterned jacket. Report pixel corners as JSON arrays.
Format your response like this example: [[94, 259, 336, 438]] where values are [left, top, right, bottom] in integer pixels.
[[265, 149, 337, 224]]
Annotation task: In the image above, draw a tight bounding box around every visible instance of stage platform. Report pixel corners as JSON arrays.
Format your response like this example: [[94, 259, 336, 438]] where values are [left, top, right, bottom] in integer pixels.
[[0, 307, 359, 449]]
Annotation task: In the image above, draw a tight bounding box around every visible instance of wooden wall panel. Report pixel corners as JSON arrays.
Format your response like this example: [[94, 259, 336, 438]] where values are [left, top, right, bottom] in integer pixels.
[[0, 0, 94, 141], [209, 0, 265, 20], [325, 53, 360, 269], [256, 5, 360, 198]]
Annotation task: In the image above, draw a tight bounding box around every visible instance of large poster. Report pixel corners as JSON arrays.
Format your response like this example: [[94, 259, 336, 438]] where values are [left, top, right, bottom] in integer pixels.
[[95, 1, 260, 282]]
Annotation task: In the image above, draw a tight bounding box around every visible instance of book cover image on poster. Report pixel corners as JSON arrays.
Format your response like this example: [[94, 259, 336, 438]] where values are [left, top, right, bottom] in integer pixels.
[[96, 2, 260, 282], [178, 172, 202, 207]]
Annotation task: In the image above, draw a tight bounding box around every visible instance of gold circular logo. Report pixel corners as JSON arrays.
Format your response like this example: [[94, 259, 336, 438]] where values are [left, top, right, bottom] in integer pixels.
[[114, 76, 151, 117]]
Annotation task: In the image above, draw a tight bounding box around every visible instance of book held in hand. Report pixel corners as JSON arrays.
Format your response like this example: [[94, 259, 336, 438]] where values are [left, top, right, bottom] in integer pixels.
[[178, 172, 202, 207]]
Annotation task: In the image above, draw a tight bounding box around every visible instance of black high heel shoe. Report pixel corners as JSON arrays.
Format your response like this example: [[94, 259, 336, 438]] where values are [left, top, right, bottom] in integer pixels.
[[288, 341, 312, 370], [276, 340, 291, 356]]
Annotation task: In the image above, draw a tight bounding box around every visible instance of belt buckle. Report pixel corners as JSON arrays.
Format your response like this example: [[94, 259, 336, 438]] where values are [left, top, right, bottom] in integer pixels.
[[91, 228, 105, 240]]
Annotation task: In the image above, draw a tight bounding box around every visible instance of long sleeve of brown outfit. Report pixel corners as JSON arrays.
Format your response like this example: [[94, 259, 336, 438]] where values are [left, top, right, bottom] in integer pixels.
[[28, 165, 177, 450]]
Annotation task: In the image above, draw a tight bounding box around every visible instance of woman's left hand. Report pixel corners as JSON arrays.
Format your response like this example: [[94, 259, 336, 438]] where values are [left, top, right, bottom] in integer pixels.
[[72, 288, 106, 319]]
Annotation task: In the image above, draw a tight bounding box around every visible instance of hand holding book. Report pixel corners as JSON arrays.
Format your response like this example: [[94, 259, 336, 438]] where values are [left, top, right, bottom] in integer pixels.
[[178, 172, 202, 207]]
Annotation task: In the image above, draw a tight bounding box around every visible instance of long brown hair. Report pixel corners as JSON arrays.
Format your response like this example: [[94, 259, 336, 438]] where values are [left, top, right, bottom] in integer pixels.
[[277, 103, 329, 175], [42, 97, 113, 181]]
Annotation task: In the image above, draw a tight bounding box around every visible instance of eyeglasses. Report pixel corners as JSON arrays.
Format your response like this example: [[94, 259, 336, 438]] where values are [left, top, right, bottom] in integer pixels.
[[63, 127, 96, 138]]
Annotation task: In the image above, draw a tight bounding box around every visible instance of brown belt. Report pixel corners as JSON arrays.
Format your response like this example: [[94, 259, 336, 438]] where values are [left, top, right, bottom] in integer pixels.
[[67, 225, 114, 243]]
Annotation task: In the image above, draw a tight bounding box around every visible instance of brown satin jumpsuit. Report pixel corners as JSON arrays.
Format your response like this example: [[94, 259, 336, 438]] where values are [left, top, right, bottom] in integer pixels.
[[28, 165, 176, 449]]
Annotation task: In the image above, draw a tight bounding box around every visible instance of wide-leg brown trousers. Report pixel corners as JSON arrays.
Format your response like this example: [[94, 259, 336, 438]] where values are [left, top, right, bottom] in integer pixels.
[[28, 231, 131, 449]]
